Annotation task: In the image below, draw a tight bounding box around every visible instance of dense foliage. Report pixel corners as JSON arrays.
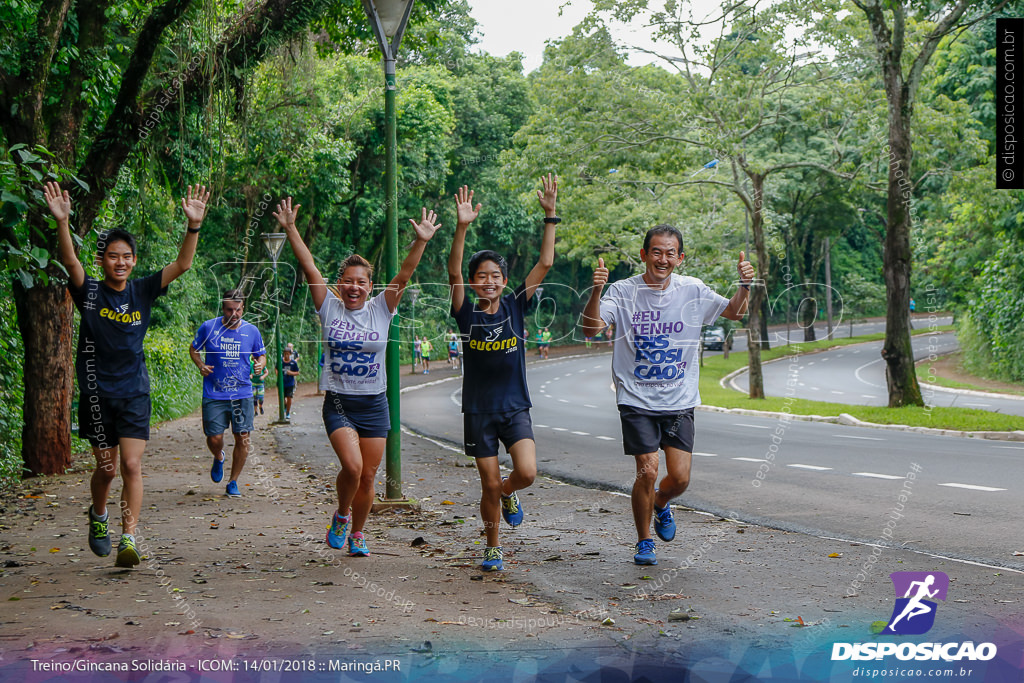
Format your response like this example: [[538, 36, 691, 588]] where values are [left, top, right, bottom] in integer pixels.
[[1, 0, 1021, 480]]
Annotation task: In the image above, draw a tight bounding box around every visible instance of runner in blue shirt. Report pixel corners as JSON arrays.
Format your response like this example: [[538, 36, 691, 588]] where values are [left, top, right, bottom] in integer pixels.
[[190, 290, 267, 497]]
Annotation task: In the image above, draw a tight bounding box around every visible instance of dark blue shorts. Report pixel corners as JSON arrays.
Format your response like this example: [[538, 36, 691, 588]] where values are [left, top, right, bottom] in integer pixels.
[[202, 397, 255, 436], [618, 405, 695, 456], [463, 409, 534, 458], [78, 394, 151, 448], [322, 391, 390, 438]]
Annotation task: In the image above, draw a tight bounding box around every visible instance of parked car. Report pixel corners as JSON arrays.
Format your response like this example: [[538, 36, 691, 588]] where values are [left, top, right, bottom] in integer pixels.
[[701, 325, 731, 351]]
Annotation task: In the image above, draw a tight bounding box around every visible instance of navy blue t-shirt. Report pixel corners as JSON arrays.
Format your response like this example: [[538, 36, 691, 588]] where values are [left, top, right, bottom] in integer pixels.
[[68, 271, 167, 398], [282, 359, 299, 388], [452, 283, 531, 414]]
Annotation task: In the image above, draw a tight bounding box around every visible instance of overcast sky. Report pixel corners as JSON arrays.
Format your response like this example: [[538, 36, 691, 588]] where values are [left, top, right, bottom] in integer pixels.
[[465, 1, 678, 73]]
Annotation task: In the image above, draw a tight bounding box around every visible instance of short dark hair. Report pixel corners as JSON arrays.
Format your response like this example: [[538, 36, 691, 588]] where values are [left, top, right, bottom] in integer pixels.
[[468, 250, 508, 280], [97, 228, 137, 257], [336, 254, 373, 281], [222, 288, 245, 303], [643, 224, 683, 253]]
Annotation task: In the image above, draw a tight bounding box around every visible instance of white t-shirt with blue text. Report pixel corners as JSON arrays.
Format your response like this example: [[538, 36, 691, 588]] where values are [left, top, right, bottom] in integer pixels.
[[318, 289, 394, 395], [599, 273, 729, 411]]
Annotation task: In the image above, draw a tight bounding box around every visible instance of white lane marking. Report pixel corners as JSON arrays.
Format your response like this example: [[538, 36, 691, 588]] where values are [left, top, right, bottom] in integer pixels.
[[535, 424, 549, 428], [853, 472, 904, 480], [578, 370, 587, 374], [821, 358, 829, 362], [834, 434, 884, 441], [734, 423, 771, 429], [810, 387, 820, 391], [593, 364, 603, 369], [808, 361, 816, 366], [733, 457, 769, 463], [963, 402, 992, 408], [831, 391, 845, 395], [861, 394, 875, 399], [995, 446, 1024, 450], [855, 357, 885, 388], [563, 373, 573, 378], [693, 452, 718, 457], [571, 431, 590, 435], [798, 382, 806, 387], [938, 483, 1007, 492], [558, 399, 570, 403], [789, 464, 833, 471], [552, 377, 560, 381], [552, 427, 568, 432], [596, 436, 616, 441], [583, 404, 598, 409], [450, 389, 462, 408]]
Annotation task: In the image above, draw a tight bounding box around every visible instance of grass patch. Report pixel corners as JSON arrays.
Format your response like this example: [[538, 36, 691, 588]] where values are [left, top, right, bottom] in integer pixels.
[[700, 327, 1023, 432], [916, 355, 1024, 397]]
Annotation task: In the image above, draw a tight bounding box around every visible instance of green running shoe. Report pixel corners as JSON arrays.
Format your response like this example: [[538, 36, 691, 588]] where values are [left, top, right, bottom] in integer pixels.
[[115, 534, 140, 568]]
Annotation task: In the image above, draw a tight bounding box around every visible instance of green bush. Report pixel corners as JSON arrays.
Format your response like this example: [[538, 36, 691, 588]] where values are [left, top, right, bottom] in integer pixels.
[[0, 280, 25, 484], [144, 327, 204, 422], [959, 246, 1024, 383]]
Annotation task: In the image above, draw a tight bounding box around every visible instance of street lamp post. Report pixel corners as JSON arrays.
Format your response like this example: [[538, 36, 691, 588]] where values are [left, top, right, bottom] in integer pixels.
[[261, 233, 288, 423], [363, 0, 415, 503]]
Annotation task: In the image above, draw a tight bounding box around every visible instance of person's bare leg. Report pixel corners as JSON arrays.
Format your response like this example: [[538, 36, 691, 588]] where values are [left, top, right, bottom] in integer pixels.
[[655, 447, 692, 509], [90, 446, 118, 517], [631, 452, 659, 540], [476, 457, 503, 547], [327, 427, 362, 517], [350, 437, 386, 534], [502, 439, 536, 495], [117, 438, 147, 536], [228, 431, 249, 483]]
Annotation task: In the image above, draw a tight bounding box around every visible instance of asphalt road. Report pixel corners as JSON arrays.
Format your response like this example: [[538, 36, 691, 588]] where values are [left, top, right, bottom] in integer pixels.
[[730, 331, 1024, 417], [402, 353, 1024, 571]]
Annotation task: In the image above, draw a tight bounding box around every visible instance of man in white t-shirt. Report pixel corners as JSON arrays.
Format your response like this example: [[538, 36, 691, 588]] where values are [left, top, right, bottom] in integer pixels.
[[582, 224, 754, 566]]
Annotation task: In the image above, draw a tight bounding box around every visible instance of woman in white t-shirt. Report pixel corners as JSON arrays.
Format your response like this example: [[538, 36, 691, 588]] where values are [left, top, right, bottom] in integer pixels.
[[274, 197, 439, 556]]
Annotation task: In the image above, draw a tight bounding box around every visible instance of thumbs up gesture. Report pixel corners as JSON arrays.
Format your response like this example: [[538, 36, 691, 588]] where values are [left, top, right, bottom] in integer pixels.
[[594, 257, 609, 289], [737, 251, 754, 285]]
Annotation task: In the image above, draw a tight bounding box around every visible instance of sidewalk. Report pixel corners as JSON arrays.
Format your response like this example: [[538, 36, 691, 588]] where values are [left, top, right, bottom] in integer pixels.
[[1, 373, 1021, 676]]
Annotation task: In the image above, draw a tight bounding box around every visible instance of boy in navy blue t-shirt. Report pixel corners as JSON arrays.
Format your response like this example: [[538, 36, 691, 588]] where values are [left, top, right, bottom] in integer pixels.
[[447, 175, 559, 572], [45, 181, 210, 568]]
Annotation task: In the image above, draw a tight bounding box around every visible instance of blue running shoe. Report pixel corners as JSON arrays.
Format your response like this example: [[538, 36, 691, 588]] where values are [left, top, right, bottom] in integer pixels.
[[326, 510, 350, 549], [210, 452, 225, 483], [348, 532, 369, 557], [481, 546, 503, 571], [634, 538, 658, 565], [87, 506, 110, 557], [225, 480, 241, 497], [653, 501, 676, 542], [500, 478, 524, 527]]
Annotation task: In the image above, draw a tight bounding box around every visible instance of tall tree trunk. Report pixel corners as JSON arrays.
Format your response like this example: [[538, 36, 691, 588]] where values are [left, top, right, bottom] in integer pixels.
[[881, 110, 923, 407], [745, 173, 769, 399], [801, 281, 818, 342], [14, 280, 74, 476]]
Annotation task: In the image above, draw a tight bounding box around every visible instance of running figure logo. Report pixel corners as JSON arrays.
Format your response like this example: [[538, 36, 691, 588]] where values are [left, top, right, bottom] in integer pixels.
[[884, 571, 949, 635]]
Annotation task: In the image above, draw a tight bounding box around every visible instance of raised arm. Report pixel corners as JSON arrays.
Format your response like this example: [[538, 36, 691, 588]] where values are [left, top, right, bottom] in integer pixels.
[[384, 208, 440, 313], [448, 185, 480, 313], [273, 197, 328, 311], [44, 181, 84, 289], [524, 173, 558, 300], [581, 257, 609, 338], [161, 184, 210, 288], [721, 251, 755, 321]]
